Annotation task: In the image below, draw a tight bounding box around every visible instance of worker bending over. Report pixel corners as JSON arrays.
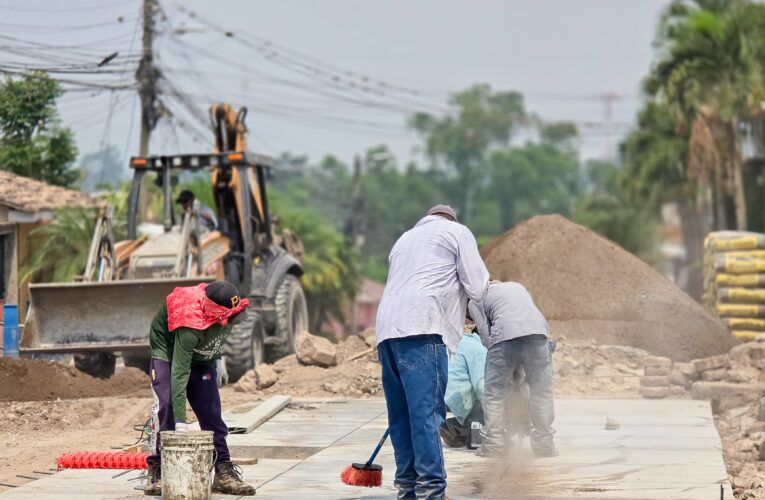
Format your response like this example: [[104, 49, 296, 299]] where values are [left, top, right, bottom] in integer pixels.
[[144, 281, 255, 496], [468, 281, 557, 458], [376, 204, 489, 500]]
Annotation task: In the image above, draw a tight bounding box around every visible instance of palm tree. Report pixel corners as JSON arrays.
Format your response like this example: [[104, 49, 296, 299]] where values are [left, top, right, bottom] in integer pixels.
[[621, 101, 709, 298], [645, 0, 765, 230], [21, 207, 98, 284]]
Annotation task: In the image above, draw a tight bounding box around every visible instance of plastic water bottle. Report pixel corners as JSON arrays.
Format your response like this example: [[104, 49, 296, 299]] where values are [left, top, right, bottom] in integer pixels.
[[467, 421, 483, 450]]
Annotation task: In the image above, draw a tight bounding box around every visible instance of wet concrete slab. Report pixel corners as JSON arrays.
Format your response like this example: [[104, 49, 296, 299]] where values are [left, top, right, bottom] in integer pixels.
[[0, 398, 732, 499]]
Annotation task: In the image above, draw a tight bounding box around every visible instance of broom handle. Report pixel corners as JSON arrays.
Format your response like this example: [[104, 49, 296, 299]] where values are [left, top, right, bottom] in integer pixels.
[[366, 428, 390, 466]]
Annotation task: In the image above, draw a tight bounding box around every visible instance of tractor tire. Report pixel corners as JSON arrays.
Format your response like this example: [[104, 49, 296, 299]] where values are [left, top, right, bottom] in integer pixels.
[[223, 313, 265, 383], [74, 353, 116, 379], [123, 354, 151, 375], [267, 274, 308, 363]]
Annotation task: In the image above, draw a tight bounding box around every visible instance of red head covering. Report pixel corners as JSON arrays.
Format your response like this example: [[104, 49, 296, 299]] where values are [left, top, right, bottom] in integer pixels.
[[166, 283, 250, 332]]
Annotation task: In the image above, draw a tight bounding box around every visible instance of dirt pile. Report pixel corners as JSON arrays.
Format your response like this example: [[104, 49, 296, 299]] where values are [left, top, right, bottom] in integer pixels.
[[481, 215, 736, 361], [0, 358, 147, 401]]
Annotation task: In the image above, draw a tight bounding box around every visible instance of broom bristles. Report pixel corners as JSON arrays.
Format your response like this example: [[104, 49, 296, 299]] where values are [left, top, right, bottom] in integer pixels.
[[340, 463, 383, 487]]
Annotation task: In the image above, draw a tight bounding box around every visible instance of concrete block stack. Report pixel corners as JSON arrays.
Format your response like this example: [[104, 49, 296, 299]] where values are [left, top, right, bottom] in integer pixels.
[[639, 356, 684, 398], [686, 344, 765, 399], [704, 231, 765, 342]]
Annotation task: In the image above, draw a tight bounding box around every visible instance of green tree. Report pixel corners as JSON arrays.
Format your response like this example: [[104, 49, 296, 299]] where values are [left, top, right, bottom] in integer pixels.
[[645, 0, 765, 230], [484, 122, 581, 234], [269, 191, 359, 333], [410, 84, 526, 224], [20, 207, 98, 284], [573, 160, 659, 260], [621, 101, 711, 298], [0, 71, 78, 186]]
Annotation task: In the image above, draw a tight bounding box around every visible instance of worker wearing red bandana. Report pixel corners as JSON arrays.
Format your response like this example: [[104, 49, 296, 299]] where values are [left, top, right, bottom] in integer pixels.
[[144, 281, 254, 496]]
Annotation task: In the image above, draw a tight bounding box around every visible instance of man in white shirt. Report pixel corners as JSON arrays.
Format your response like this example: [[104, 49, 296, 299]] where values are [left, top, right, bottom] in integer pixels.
[[468, 281, 556, 458], [376, 204, 489, 500]]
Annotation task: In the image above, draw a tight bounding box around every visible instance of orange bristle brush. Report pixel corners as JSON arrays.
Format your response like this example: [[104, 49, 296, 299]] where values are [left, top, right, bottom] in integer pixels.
[[340, 428, 389, 487]]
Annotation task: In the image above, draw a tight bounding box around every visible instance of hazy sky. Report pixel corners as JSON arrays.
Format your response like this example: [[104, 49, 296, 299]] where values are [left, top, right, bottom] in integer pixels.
[[3, 0, 669, 172]]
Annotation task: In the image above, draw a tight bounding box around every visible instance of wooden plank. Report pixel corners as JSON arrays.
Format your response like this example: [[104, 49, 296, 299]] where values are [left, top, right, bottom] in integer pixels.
[[190, 395, 292, 433]]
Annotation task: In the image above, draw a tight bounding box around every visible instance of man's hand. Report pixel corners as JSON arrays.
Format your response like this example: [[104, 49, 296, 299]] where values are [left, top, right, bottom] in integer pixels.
[[175, 422, 188, 433], [216, 358, 229, 388]]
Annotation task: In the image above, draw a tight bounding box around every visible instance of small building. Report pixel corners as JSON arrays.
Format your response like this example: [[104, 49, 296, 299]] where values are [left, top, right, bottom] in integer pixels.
[[0, 170, 95, 323], [322, 277, 385, 339]]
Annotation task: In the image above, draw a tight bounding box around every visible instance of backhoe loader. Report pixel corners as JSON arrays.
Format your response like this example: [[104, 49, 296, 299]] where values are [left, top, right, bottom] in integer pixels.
[[21, 104, 308, 382]]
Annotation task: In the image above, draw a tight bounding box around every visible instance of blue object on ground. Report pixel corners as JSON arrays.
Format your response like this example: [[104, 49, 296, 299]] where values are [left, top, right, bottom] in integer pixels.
[[2, 304, 19, 358]]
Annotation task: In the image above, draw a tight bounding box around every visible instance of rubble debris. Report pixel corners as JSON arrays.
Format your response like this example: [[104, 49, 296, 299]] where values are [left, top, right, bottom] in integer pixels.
[[639, 387, 671, 399], [691, 381, 762, 400], [481, 215, 735, 360], [605, 417, 620, 430], [643, 356, 672, 368], [232, 365, 279, 392], [255, 364, 279, 389], [701, 368, 728, 381], [295, 331, 337, 367], [640, 376, 670, 387], [644, 365, 671, 376], [693, 354, 729, 373]]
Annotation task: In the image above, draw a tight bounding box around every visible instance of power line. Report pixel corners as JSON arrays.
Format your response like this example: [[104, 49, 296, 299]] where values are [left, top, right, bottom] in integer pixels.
[[0, 0, 133, 13]]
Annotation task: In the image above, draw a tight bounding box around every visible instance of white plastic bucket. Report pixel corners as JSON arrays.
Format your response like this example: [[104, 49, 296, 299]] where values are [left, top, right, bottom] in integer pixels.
[[160, 430, 214, 500]]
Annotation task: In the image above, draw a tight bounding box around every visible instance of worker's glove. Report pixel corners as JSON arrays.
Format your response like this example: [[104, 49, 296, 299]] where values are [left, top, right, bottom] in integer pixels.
[[175, 422, 188, 433], [216, 359, 229, 388]]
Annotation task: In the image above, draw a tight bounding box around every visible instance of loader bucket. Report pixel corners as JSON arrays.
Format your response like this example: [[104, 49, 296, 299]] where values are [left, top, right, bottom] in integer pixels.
[[24, 278, 212, 352]]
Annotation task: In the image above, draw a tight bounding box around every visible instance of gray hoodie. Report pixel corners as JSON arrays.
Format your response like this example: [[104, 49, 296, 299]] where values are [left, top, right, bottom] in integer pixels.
[[468, 281, 548, 350]]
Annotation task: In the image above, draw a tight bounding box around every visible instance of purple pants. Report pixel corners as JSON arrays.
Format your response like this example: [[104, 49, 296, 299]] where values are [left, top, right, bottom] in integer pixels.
[[147, 358, 230, 465]]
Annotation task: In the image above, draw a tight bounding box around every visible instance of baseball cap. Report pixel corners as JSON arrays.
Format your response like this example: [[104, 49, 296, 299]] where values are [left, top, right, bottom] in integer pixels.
[[426, 204, 458, 221], [205, 281, 248, 325]]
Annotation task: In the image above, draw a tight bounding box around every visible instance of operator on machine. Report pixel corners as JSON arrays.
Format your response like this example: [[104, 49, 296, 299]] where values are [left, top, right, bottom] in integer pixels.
[[176, 189, 218, 231]]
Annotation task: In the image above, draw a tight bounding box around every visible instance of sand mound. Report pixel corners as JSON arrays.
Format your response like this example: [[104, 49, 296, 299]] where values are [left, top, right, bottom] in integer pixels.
[[481, 215, 736, 361], [0, 358, 147, 401]]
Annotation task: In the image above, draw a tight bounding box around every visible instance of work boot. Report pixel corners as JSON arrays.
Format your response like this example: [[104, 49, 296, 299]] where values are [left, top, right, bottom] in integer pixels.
[[143, 462, 161, 496], [212, 461, 255, 496], [439, 417, 467, 448]]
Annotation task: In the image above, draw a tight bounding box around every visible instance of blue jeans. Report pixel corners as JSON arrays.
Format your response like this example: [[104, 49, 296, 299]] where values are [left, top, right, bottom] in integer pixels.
[[378, 335, 448, 500], [481, 335, 555, 456]]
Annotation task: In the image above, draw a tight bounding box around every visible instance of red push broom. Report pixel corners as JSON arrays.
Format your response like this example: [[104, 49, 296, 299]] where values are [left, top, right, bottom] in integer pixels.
[[340, 428, 389, 487]]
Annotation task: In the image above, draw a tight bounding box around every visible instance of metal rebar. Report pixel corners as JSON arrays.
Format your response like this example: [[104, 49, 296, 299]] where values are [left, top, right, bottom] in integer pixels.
[[0, 483, 17, 488], [112, 469, 135, 479], [32, 471, 54, 476], [15, 475, 38, 481]]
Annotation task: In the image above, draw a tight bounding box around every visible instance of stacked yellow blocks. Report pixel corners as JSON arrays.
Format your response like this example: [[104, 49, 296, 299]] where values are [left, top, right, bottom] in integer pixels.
[[704, 231, 765, 341]]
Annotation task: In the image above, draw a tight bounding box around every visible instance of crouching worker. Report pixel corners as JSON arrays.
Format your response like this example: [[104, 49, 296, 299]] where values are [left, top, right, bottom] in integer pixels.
[[468, 281, 557, 458], [144, 281, 255, 496], [441, 327, 486, 448]]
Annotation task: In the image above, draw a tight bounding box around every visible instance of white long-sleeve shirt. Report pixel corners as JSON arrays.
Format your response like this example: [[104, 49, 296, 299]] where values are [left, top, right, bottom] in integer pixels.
[[375, 215, 490, 353], [468, 282, 549, 350]]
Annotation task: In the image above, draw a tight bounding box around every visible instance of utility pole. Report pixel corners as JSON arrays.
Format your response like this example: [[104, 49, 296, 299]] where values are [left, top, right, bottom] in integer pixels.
[[347, 155, 365, 337], [137, 0, 159, 156], [597, 92, 620, 162], [135, 0, 160, 217]]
